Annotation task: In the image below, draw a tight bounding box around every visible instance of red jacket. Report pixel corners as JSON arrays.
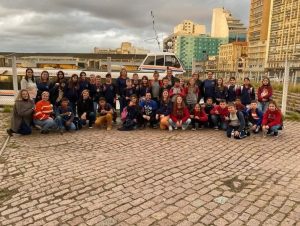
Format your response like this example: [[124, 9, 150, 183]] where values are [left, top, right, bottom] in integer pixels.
[[257, 85, 273, 102], [191, 110, 208, 122], [170, 107, 190, 122], [262, 109, 282, 127], [34, 100, 53, 120], [210, 105, 229, 121]]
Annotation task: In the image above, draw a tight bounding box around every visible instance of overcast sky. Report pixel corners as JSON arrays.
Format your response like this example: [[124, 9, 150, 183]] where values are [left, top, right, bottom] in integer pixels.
[[0, 0, 250, 53]]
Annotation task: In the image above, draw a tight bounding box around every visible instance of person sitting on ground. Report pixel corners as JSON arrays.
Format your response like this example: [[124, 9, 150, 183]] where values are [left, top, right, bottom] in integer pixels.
[[55, 98, 76, 133], [77, 89, 95, 128], [210, 99, 229, 130], [33, 91, 57, 134], [190, 103, 208, 130], [168, 95, 191, 131], [226, 102, 247, 139], [203, 97, 214, 128], [7, 89, 35, 136], [95, 97, 113, 130], [246, 100, 263, 134], [156, 89, 172, 130], [262, 100, 283, 137], [118, 95, 141, 131], [139, 92, 158, 128]]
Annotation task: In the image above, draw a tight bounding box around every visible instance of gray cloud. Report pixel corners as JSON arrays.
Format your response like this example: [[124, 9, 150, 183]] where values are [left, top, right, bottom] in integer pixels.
[[0, 0, 250, 52]]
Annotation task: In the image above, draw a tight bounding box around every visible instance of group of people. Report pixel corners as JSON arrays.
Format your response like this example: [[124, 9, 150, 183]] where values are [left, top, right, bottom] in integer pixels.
[[7, 67, 283, 138]]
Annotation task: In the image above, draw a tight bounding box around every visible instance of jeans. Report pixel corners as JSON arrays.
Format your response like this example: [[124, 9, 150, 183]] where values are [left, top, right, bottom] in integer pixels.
[[80, 112, 96, 127], [258, 101, 269, 113], [211, 115, 227, 130], [55, 116, 76, 131], [34, 118, 57, 132], [168, 118, 191, 130], [269, 124, 282, 133]]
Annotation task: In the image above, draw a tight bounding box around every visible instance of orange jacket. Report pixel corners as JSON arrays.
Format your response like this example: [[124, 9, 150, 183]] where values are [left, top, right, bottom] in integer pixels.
[[34, 100, 53, 120]]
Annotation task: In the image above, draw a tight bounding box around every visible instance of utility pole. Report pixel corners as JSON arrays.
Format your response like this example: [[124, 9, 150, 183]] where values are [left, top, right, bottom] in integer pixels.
[[281, 58, 289, 116]]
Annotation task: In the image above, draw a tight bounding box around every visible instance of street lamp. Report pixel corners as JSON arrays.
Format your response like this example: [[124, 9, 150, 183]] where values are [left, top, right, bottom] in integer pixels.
[[4, 53, 18, 98]]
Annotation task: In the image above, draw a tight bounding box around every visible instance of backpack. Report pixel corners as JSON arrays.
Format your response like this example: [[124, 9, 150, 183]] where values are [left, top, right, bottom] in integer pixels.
[[121, 107, 128, 122]]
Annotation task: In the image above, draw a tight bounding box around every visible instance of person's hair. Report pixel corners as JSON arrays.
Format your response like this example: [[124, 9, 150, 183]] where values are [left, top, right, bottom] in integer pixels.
[[56, 70, 64, 77], [229, 76, 236, 81], [40, 70, 49, 82], [261, 77, 271, 86], [251, 100, 258, 104], [68, 74, 79, 89], [99, 97, 106, 102], [206, 97, 213, 101], [105, 73, 111, 78], [130, 94, 137, 99], [141, 76, 149, 87], [61, 97, 69, 103], [172, 95, 185, 115], [153, 71, 159, 76], [120, 68, 127, 78], [243, 77, 252, 87], [25, 68, 35, 82], [161, 89, 170, 103], [227, 102, 236, 108], [268, 100, 278, 109], [80, 71, 87, 77], [81, 89, 89, 95], [192, 72, 200, 79], [219, 99, 226, 104], [15, 89, 30, 101], [194, 103, 202, 111]]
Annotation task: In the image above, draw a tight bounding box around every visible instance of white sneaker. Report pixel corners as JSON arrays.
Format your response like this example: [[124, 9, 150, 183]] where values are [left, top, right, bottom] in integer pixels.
[[168, 125, 173, 131]]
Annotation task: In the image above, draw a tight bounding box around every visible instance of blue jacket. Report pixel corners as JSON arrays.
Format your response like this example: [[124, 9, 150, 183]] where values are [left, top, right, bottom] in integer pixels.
[[139, 100, 157, 116], [240, 85, 255, 105], [157, 101, 172, 116], [246, 108, 263, 126]]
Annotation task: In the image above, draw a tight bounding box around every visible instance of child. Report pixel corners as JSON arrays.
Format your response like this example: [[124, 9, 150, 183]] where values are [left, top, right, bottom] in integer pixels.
[[156, 89, 172, 130], [55, 97, 76, 133], [65, 74, 80, 114], [79, 71, 91, 93], [203, 72, 216, 102], [91, 75, 103, 112], [227, 77, 239, 103], [159, 77, 171, 98], [190, 103, 208, 130], [246, 100, 263, 134], [139, 92, 158, 128], [214, 78, 228, 104], [50, 79, 66, 109], [103, 73, 117, 122], [240, 77, 255, 107], [257, 77, 273, 113], [95, 97, 113, 130], [168, 95, 191, 131], [169, 78, 185, 102], [34, 91, 57, 134], [226, 102, 247, 139], [262, 101, 283, 137], [118, 95, 141, 131], [125, 78, 135, 104], [139, 76, 151, 101], [210, 99, 229, 130], [36, 71, 50, 102], [132, 73, 140, 98], [204, 97, 214, 128], [185, 78, 199, 112], [77, 89, 95, 128]]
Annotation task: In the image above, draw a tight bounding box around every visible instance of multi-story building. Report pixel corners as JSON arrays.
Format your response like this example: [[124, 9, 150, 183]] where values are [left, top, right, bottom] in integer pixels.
[[211, 8, 247, 43], [266, 0, 300, 77], [218, 42, 248, 74], [247, 0, 272, 75], [175, 35, 226, 70], [94, 42, 149, 55]]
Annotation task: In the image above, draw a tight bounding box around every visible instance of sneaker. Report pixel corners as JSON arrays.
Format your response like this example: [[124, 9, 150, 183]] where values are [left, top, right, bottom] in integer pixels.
[[274, 131, 278, 137], [107, 127, 112, 131], [214, 127, 219, 130], [6, 129, 13, 136], [168, 125, 173, 131], [174, 126, 178, 130], [191, 128, 196, 131], [89, 126, 93, 129], [182, 127, 186, 131], [59, 129, 64, 135]]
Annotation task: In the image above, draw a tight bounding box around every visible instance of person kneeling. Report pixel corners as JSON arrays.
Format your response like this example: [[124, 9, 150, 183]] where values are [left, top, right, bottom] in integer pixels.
[[95, 97, 113, 130], [139, 92, 158, 128], [226, 103, 247, 139], [262, 101, 283, 137], [190, 103, 208, 130], [168, 95, 191, 131], [55, 98, 76, 134]]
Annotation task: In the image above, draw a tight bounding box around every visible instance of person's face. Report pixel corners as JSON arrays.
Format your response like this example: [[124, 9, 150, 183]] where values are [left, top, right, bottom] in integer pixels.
[[176, 96, 183, 104], [106, 77, 112, 83], [180, 79, 184, 86], [82, 91, 89, 99], [163, 91, 168, 99], [58, 72, 64, 79], [236, 99, 241, 105], [250, 102, 257, 109], [121, 69, 127, 76], [195, 105, 200, 111], [192, 73, 198, 80], [263, 79, 269, 85], [217, 79, 223, 85], [61, 101, 68, 108], [126, 80, 132, 87], [189, 78, 195, 86], [27, 70, 33, 78], [174, 81, 180, 87], [153, 74, 159, 80], [269, 104, 276, 111], [42, 92, 49, 101], [228, 106, 235, 113], [163, 79, 169, 86], [131, 97, 137, 104], [207, 73, 213, 79], [21, 91, 29, 100], [80, 74, 86, 80], [72, 76, 78, 82], [133, 74, 139, 80], [220, 102, 226, 109], [96, 77, 101, 83], [142, 78, 148, 84], [167, 70, 172, 76], [41, 72, 48, 80], [244, 79, 250, 85], [99, 100, 106, 107], [230, 79, 236, 85], [207, 99, 213, 105], [145, 93, 151, 100]]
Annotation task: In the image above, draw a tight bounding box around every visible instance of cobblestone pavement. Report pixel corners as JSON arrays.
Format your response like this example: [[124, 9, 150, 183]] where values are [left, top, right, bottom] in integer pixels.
[[0, 116, 299, 226]]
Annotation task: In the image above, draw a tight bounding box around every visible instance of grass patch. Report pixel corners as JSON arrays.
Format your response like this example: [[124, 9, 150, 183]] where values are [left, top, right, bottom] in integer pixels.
[[0, 188, 18, 203], [2, 105, 12, 113], [7, 142, 20, 149]]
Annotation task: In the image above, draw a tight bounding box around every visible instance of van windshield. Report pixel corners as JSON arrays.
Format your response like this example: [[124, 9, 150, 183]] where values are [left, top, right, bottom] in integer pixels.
[[144, 56, 155, 65], [165, 55, 181, 68]]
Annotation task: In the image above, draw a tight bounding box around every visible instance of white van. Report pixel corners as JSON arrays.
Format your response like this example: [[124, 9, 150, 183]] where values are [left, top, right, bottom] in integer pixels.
[[138, 52, 185, 75]]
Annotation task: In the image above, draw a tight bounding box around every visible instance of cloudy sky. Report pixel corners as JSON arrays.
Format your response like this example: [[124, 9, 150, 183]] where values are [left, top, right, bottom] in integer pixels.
[[0, 0, 250, 53]]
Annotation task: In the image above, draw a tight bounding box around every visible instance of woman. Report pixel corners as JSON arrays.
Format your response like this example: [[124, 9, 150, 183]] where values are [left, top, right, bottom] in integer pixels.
[[116, 68, 128, 113], [65, 74, 80, 114], [20, 68, 37, 101], [36, 70, 51, 102], [156, 89, 172, 130], [168, 95, 191, 131], [214, 78, 228, 104], [33, 91, 57, 134], [257, 77, 273, 113], [262, 100, 282, 137], [7, 89, 35, 136]]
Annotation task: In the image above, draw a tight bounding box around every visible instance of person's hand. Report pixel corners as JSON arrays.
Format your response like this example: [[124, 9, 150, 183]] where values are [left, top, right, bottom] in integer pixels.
[[215, 110, 219, 114], [234, 131, 240, 137], [81, 113, 86, 120], [65, 121, 71, 126], [176, 121, 181, 127], [101, 110, 106, 114], [195, 116, 199, 120], [190, 115, 194, 119], [55, 83, 59, 86], [156, 114, 159, 120], [252, 125, 257, 130], [265, 125, 269, 129], [225, 116, 229, 120]]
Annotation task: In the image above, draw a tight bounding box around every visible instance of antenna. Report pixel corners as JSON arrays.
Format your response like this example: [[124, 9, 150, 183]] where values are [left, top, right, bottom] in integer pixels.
[[150, 11, 161, 51]]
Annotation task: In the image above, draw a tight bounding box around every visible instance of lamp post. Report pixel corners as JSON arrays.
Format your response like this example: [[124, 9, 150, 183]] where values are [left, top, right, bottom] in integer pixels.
[[5, 53, 18, 98], [281, 57, 289, 116]]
